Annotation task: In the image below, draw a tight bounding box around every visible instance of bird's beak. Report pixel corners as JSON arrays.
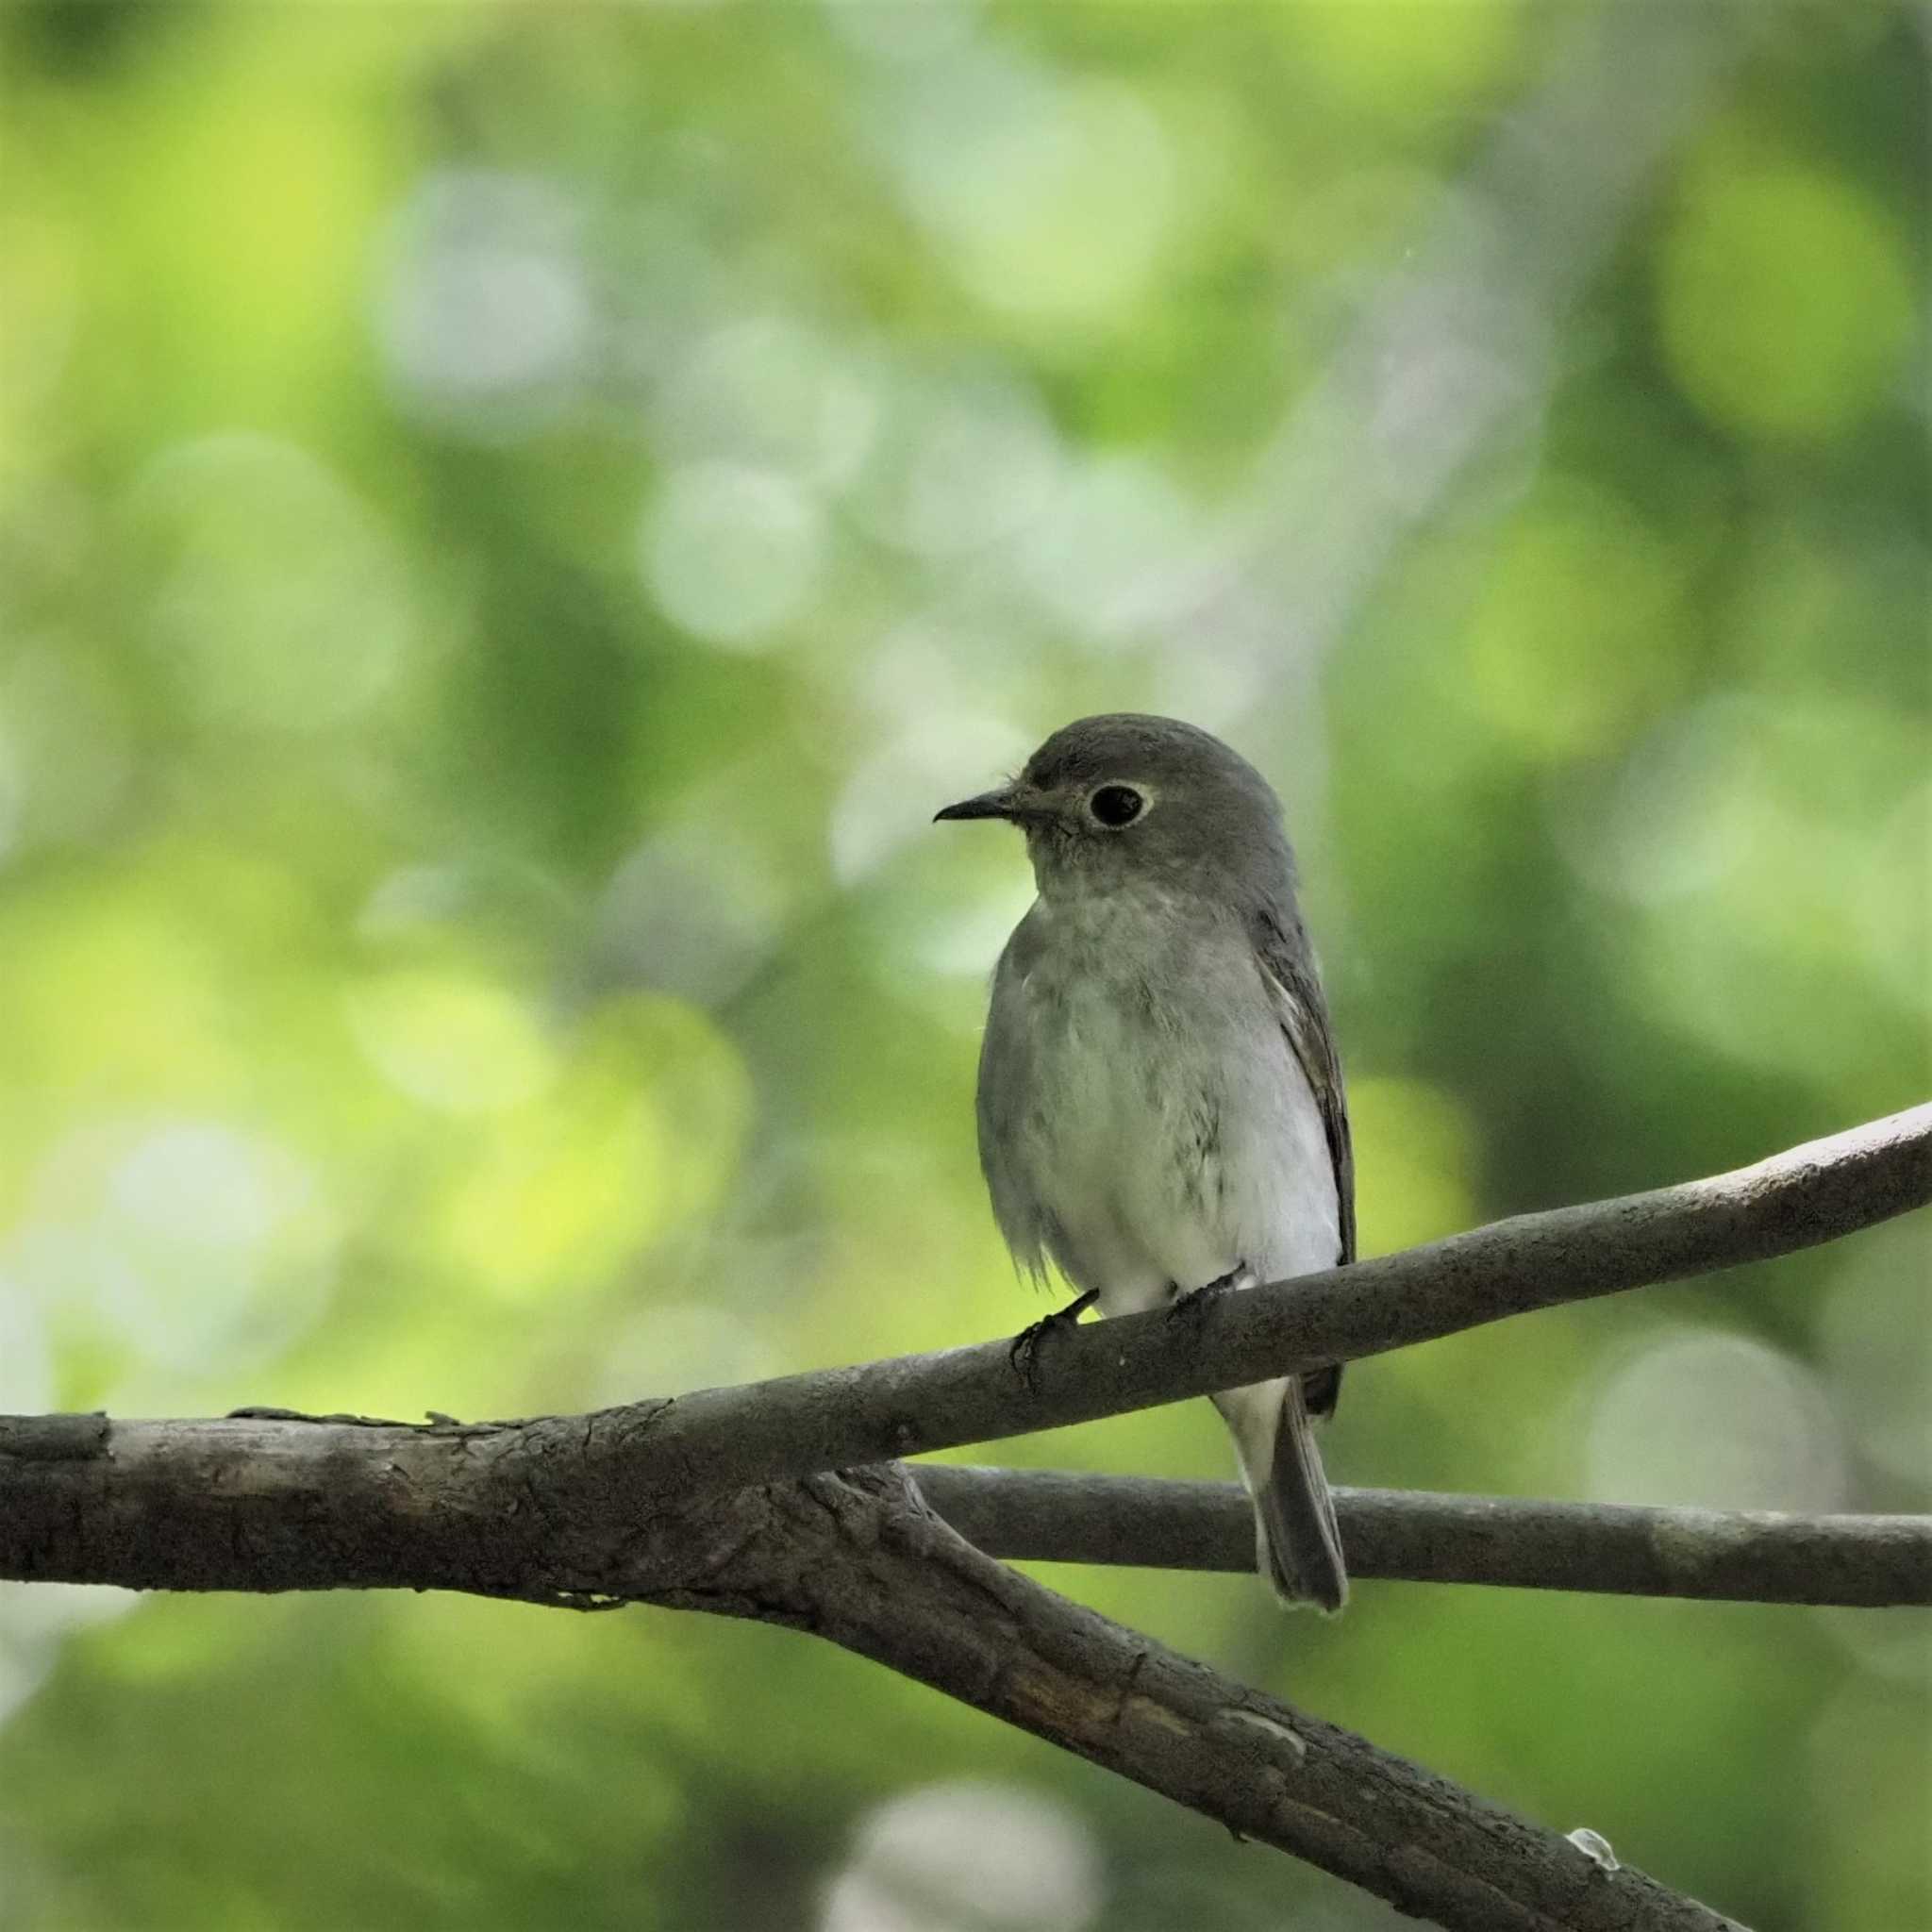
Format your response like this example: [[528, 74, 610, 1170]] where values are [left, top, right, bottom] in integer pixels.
[[934, 785, 1022, 824]]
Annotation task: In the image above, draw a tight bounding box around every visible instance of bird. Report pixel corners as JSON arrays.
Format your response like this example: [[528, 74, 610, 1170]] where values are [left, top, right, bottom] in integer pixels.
[[935, 713, 1354, 1611]]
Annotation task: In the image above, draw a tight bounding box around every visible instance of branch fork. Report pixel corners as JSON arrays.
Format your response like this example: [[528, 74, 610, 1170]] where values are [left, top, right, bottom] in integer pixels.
[[4, 1106, 1927, 1931]]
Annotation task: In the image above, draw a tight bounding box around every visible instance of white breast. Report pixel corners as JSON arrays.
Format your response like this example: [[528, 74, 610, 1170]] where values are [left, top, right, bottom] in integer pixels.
[[1008, 891, 1339, 1316]]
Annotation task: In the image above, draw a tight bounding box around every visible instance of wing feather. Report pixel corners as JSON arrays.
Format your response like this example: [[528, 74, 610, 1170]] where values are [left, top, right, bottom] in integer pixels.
[[974, 909, 1054, 1284], [1249, 906, 1354, 1417]]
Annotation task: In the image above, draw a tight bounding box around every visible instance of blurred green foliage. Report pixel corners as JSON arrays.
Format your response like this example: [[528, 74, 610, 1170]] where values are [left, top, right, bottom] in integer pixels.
[[0, 3, 1925, 1929]]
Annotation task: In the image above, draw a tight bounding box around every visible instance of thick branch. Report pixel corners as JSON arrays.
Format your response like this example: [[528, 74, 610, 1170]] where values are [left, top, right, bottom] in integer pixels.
[[913, 1468, 1932, 1607], [4, 1108, 1922, 1929], [779, 1470, 1742, 1932], [568, 1106, 1932, 1497], [0, 1415, 1739, 1930], [7, 1413, 1921, 1608]]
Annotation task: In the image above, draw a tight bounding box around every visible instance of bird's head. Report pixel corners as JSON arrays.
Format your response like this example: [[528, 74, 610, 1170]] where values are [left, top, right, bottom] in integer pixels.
[[935, 713, 1291, 902]]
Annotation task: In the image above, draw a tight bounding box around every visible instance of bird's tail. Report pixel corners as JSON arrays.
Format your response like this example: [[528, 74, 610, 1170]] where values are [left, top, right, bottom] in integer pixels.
[[1214, 1376, 1347, 1614]]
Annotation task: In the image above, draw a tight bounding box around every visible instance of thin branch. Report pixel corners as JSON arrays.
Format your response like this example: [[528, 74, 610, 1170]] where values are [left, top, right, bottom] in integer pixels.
[[562, 1105, 1932, 1498], [16, 1108, 1918, 1524], [912, 1467, 1932, 1607], [4, 1109, 1923, 1928], [0, 1417, 1740, 1930]]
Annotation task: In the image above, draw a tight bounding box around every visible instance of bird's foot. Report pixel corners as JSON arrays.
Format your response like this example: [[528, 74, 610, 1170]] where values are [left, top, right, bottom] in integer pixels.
[[1009, 1288, 1100, 1386], [1166, 1266, 1246, 1328]]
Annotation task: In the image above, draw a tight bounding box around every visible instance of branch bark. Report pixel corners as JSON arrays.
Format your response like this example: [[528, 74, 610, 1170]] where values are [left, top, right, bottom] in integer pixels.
[[6, 1108, 1925, 1931], [8, 1415, 1923, 1608], [913, 1467, 1932, 1606], [0, 1416, 1741, 1930], [558, 1105, 1932, 1500]]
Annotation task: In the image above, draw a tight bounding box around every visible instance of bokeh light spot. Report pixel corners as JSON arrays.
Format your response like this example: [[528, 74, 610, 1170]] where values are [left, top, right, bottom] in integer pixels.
[[896, 71, 1175, 325], [1658, 148, 1914, 441], [431, 993, 750, 1300], [831, 714, 1033, 886], [1585, 1326, 1848, 1512], [595, 818, 789, 1007], [0, 646, 133, 855], [1280, 0, 1524, 125], [1018, 457, 1197, 646], [654, 315, 878, 491], [436, 1081, 663, 1300], [1818, 1222, 1931, 1490], [823, 1780, 1101, 1932], [641, 462, 826, 649], [21, 1115, 335, 1377], [1463, 479, 1684, 759], [0, 1285, 54, 1413], [1551, 700, 1756, 908], [377, 169, 591, 436], [129, 433, 414, 731], [347, 968, 558, 1116], [854, 365, 1059, 558]]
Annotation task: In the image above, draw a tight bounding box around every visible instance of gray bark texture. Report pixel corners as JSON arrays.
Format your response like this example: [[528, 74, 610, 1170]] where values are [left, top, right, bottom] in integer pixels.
[[4, 1105, 1928, 1931], [1, 1432, 1744, 1931], [912, 1468, 1932, 1606], [498, 1103, 1930, 1498]]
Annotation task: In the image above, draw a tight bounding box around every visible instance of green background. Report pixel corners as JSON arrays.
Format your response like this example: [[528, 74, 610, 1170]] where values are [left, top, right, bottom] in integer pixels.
[[1, 3, 1925, 1927]]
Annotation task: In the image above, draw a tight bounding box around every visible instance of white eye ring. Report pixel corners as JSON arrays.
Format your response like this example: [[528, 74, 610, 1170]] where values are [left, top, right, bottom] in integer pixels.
[[1087, 783, 1148, 829]]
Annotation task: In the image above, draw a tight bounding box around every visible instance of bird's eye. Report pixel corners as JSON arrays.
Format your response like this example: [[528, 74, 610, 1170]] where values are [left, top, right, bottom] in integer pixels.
[[1088, 784, 1145, 828]]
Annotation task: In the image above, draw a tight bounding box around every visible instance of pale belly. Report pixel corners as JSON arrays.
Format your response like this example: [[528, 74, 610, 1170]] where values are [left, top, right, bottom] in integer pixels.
[[1017, 960, 1338, 1318]]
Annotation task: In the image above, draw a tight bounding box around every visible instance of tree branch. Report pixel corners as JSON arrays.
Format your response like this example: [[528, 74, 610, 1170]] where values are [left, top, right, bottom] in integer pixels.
[[8, 1414, 1921, 1608], [561, 1105, 1932, 1499], [6, 1108, 1924, 1930], [912, 1467, 1932, 1607], [0, 1416, 1741, 1930]]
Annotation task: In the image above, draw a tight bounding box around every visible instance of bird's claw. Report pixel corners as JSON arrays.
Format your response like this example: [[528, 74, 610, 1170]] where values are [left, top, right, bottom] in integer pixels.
[[1166, 1267, 1244, 1327], [1009, 1289, 1099, 1386]]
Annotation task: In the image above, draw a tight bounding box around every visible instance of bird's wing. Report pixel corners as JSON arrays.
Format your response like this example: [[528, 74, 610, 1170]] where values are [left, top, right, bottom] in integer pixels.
[[1249, 906, 1354, 1419], [974, 908, 1055, 1285], [1248, 906, 1355, 1266]]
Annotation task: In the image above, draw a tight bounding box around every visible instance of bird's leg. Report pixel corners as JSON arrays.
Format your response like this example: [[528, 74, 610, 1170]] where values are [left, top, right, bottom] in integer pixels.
[[1167, 1264, 1247, 1327], [1009, 1287, 1100, 1385]]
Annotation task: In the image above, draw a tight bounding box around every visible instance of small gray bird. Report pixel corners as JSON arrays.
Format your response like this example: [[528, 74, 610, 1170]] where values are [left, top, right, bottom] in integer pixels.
[[937, 714, 1354, 1611]]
